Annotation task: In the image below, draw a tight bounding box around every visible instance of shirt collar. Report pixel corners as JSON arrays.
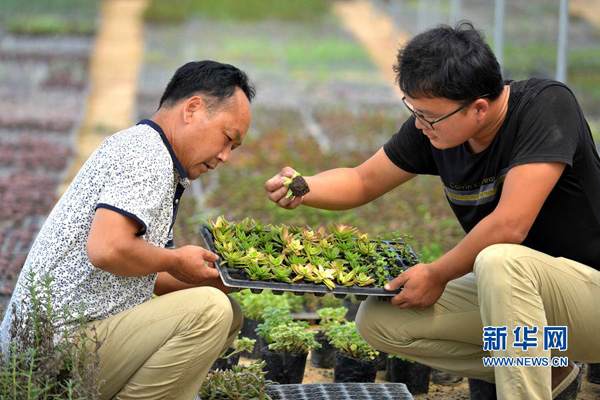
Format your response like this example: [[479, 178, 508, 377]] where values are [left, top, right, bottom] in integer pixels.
[[137, 119, 189, 181]]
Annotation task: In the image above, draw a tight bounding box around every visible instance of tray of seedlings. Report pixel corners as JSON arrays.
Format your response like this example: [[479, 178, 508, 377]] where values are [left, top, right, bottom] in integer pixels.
[[200, 217, 419, 300]]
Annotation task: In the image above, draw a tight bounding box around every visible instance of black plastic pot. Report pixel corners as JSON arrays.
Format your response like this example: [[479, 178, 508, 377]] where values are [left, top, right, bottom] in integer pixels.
[[311, 331, 335, 368], [210, 351, 240, 371], [588, 363, 600, 384], [261, 347, 307, 384], [343, 298, 361, 321], [240, 318, 265, 359], [334, 352, 378, 383], [385, 357, 431, 394], [468, 378, 497, 400], [376, 351, 388, 371]]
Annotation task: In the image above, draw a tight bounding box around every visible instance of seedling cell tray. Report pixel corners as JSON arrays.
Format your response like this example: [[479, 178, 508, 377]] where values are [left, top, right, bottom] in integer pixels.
[[266, 383, 414, 400], [200, 226, 417, 299]]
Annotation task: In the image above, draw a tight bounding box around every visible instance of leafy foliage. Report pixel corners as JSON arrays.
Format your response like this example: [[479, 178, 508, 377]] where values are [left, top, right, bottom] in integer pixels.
[[231, 289, 302, 321], [0, 272, 102, 399], [199, 361, 273, 400], [209, 216, 418, 290], [325, 321, 379, 361], [267, 324, 320, 354]]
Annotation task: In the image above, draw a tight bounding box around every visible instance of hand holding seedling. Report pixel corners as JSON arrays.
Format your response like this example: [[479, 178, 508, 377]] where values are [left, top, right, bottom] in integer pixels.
[[264, 166, 307, 209], [385, 263, 446, 309], [170, 245, 220, 284]]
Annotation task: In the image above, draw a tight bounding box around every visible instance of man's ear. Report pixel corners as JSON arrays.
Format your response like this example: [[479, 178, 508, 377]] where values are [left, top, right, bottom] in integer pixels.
[[182, 95, 206, 123], [473, 98, 490, 119]]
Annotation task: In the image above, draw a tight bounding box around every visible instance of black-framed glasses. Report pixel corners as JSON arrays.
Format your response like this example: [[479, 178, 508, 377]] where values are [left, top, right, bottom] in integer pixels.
[[402, 94, 490, 130]]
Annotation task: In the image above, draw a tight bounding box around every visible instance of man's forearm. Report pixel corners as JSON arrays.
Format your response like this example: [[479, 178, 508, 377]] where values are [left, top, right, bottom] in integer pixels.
[[302, 168, 369, 210], [89, 237, 179, 277], [154, 271, 228, 295], [429, 213, 524, 283]]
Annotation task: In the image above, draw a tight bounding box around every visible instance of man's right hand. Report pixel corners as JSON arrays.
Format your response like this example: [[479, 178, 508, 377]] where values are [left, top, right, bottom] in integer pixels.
[[265, 166, 304, 209], [169, 245, 220, 284]]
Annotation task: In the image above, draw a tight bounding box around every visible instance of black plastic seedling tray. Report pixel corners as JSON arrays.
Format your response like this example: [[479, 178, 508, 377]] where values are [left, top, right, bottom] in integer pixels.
[[266, 383, 414, 400], [200, 226, 417, 300]]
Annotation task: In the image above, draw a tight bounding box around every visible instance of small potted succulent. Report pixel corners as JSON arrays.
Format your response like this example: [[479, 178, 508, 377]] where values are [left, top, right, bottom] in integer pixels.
[[256, 307, 318, 384], [199, 361, 273, 400], [311, 306, 347, 368], [386, 354, 431, 395], [325, 321, 379, 383], [260, 322, 320, 384], [210, 336, 256, 371], [233, 290, 299, 358]]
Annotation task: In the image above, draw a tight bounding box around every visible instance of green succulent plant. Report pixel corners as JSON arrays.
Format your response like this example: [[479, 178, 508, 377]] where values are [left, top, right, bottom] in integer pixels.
[[267, 323, 320, 354], [325, 321, 379, 361], [207, 217, 418, 292]]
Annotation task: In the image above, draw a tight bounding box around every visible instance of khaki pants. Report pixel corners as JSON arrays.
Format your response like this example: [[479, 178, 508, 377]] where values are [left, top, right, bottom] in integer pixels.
[[85, 287, 242, 400], [356, 244, 600, 400]]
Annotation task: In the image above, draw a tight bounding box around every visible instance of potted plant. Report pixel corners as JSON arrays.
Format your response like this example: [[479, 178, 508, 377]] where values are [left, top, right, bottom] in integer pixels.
[[211, 336, 255, 371], [233, 290, 297, 358], [386, 354, 431, 395], [199, 361, 273, 400], [260, 321, 320, 384], [325, 321, 379, 383], [311, 306, 347, 368]]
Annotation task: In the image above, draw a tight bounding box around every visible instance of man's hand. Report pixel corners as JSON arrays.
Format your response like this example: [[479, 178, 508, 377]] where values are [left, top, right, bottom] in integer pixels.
[[169, 245, 220, 284], [264, 166, 304, 209], [386, 263, 447, 309]]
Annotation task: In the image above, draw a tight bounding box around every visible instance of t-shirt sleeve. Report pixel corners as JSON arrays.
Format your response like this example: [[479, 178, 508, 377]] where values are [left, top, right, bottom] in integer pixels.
[[510, 84, 579, 168], [96, 147, 172, 236], [383, 117, 438, 175]]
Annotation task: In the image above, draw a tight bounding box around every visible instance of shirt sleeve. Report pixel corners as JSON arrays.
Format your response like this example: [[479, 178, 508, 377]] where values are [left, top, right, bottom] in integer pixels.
[[510, 84, 579, 169], [96, 146, 172, 236], [383, 117, 438, 175]]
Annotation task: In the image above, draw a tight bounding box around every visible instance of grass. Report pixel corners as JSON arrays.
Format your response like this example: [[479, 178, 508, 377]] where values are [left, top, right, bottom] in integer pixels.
[[6, 16, 95, 36], [145, 0, 328, 24], [0, 0, 97, 36]]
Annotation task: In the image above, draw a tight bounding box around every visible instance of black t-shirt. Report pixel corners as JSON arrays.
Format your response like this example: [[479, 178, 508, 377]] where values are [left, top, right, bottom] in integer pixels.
[[384, 78, 600, 268]]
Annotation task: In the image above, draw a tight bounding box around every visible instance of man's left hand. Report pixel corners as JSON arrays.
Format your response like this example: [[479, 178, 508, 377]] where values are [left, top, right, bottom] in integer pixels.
[[385, 263, 447, 309]]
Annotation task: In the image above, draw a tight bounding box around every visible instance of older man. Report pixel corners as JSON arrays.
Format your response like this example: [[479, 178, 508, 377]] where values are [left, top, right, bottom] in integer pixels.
[[1, 60, 254, 399]]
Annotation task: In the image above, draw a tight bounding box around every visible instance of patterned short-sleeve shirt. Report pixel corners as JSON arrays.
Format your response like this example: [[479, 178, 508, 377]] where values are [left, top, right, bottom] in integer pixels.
[[1, 119, 188, 349]]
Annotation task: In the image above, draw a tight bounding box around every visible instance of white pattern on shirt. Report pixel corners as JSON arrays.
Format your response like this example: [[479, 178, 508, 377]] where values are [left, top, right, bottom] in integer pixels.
[[0, 122, 187, 351]]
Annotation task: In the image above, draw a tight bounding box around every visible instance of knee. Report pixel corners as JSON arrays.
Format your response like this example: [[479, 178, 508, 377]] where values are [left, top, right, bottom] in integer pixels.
[[183, 287, 234, 332], [474, 243, 524, 279], [356, 299, 412, 349]]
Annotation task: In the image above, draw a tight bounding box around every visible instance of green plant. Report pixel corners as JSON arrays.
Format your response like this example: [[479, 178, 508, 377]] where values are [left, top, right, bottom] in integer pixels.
[[316, 307, 347, 331], [220, 337, 256, 360], [256, 307, 295, 344], [267, 323, 320, 355], [232, 290, 297, 321], [282, 172, 310, 199], [325, 321, 379, 361], [145, 0, 328, 23], [208, 217, 418, 290], [199, 361, 273, 400], [0, 272, 102, 399]]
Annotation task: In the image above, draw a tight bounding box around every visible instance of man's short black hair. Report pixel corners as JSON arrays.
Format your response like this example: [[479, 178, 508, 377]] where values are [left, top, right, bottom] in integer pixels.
[[159, 60, 256, 109], [395, 21, 503, 102]]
